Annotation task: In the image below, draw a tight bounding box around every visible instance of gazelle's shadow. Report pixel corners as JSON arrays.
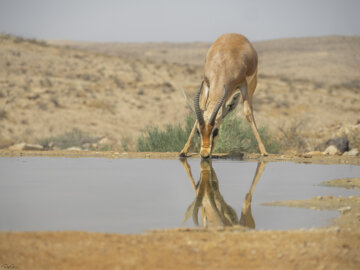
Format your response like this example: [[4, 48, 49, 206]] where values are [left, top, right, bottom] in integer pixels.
[[180, 158, 266, 229]]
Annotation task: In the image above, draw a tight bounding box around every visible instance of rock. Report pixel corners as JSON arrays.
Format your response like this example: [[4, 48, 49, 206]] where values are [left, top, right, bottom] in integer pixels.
[[343, 148, 360, 156], [23, 144, 44, 151], [65, 147, 82, 151], [316, 137, 349, 154], [323, 145, 341, 155], [8, 143, 26, 151], [338, 206, 351, 214], [301, 151, 323, 158], [8, 142, 44, 151], [82, 143, 91, 149], [91, 143, 98, 149], [98, 137, 111, 145]]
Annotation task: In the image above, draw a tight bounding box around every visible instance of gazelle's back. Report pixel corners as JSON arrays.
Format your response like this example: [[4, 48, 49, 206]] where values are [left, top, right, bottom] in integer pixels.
[[204, 33, 258, 87]]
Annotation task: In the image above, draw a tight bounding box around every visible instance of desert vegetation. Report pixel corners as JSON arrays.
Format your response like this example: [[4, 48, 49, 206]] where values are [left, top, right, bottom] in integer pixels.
[[137, 113, 281, 154], [1, 34, 360, 155]]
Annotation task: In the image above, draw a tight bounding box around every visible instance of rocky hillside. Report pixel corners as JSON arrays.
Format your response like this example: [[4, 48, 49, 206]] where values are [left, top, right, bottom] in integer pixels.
[[1, 34, 360, 152], [0, 34, 203, 150]]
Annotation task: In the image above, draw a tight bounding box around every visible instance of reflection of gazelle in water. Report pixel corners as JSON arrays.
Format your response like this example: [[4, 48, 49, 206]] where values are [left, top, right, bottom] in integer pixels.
[[181, 159, 266, 228]]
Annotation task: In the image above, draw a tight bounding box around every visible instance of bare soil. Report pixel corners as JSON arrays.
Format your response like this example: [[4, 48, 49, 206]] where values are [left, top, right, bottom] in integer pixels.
[[1, 35, 360, 152], [0, 151, 360, 269]]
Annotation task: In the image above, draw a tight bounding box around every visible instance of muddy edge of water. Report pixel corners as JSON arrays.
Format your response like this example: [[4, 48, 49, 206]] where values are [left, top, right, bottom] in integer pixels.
[[0, 149, 359, 165]]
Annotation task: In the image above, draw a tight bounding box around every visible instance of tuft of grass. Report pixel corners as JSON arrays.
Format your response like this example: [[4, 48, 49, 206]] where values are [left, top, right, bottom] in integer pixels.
[[39, 128, 98, 149], [279, 119, 309, 153], [120, 135, 132, 151], [136, 113, 281, 154], [137, 115, 199, 152], [213, 113, 281, 154]]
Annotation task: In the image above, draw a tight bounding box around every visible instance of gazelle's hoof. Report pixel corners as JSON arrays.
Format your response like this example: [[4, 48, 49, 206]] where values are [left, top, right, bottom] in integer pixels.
[[179, 152, 187, 158], [261, 152, 269, 157]]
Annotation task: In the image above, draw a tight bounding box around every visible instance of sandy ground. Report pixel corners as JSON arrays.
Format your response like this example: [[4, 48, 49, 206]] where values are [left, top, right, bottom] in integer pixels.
[[1, 34, 360, 152], [0, 151, 360, 270]]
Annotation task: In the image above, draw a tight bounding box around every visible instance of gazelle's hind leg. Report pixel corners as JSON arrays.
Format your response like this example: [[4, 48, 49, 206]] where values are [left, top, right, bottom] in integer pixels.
[[179, 120, 198, 157], [240, 84, 268, 156]]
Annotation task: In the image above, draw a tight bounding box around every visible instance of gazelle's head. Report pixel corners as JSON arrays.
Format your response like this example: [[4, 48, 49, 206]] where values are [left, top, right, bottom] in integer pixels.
[[194, 81, 226, 159]]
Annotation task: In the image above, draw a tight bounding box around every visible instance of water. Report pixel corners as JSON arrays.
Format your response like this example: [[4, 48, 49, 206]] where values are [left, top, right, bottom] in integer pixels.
[[0, 157, 359, 233]]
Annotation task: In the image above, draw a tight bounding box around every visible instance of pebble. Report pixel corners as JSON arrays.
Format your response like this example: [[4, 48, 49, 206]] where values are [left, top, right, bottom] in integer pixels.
[[323, 145, 340, 155], [9, 142, 44, 151], [343, 148, 360, 156], [66, 147, 82, 151], [338, 206, 351, 214]]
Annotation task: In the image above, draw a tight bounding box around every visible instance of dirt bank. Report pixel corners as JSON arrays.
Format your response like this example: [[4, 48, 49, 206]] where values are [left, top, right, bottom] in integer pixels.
[[1, 151, 360, 269], [1, 227, 359, 270], [0, 149, 359, 165]]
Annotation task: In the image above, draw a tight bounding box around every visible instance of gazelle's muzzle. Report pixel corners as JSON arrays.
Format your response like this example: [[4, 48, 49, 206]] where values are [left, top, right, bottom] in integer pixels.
[[200, 147, 211, 159]]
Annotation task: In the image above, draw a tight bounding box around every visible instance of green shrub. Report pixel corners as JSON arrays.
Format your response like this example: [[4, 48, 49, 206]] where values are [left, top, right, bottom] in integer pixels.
[[136, 113, 281, 154], [137, 115, 199, 152], [214, 113, 281, 154]]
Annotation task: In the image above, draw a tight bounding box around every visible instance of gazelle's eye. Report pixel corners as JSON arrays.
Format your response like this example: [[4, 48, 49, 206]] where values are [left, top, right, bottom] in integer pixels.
[[196, 128, 200, 136], [212, 128, 219, 137]]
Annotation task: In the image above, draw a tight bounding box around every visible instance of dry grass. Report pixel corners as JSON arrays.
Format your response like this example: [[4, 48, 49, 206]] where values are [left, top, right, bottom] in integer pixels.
[[278, 119, 310, 153]]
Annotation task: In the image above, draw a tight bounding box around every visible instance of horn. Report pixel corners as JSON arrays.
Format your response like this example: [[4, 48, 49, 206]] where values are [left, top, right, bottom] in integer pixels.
[[194, 81, 205, 126], [209, 86, 226, 126]]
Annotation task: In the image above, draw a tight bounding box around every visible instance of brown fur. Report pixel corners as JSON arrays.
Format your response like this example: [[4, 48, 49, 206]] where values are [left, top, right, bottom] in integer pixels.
[[180, 33, 268, 158]]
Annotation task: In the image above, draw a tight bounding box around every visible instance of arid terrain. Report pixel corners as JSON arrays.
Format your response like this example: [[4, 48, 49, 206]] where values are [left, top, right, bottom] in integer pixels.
[[1, 34, 360, 269], [1, 34, 360, 152]]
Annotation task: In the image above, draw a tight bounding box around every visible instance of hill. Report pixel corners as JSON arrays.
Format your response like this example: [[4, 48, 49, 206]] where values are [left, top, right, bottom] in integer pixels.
[[1, 34, 359, 152]]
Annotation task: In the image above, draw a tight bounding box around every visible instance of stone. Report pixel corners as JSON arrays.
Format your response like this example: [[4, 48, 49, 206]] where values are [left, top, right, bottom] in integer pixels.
[[8, 142, 44, 151], [338, 206, 351, 214], [66, 147, 82, 151], [343, 148, 359, 156], [316, 137, 349, 154], [323, 145, 340, 155], [301, 151, 323, 158], [98, 137, 111, 145], [8, 142, 26, 151], [23, 143, 44, 151], [82, 143, 91, 149]]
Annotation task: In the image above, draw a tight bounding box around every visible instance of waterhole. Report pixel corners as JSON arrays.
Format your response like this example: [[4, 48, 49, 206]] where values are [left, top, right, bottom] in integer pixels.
[[0, 157, 359, 233]]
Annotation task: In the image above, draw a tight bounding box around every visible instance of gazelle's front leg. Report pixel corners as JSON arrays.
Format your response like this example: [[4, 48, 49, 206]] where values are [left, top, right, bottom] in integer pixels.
[[179, 120, 198, 157], [239, 161, 267, 228], [241, 85, 268, 156]]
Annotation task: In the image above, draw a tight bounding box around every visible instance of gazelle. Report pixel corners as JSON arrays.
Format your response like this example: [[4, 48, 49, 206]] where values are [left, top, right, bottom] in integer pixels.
[[180, 158, 267, 228], [180, 33, 268, 158]]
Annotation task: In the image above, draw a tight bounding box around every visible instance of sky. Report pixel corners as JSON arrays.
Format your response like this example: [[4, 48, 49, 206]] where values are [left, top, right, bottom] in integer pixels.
[[0, 0, 359, 42]]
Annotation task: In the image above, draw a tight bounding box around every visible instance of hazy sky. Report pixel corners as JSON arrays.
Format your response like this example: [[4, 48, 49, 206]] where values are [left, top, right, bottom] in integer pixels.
[[0, 0, 359, 42]]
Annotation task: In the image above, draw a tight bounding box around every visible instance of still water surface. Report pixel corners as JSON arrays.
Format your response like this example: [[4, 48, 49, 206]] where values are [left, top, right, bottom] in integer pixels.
[[0, 157, 359, 233]]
